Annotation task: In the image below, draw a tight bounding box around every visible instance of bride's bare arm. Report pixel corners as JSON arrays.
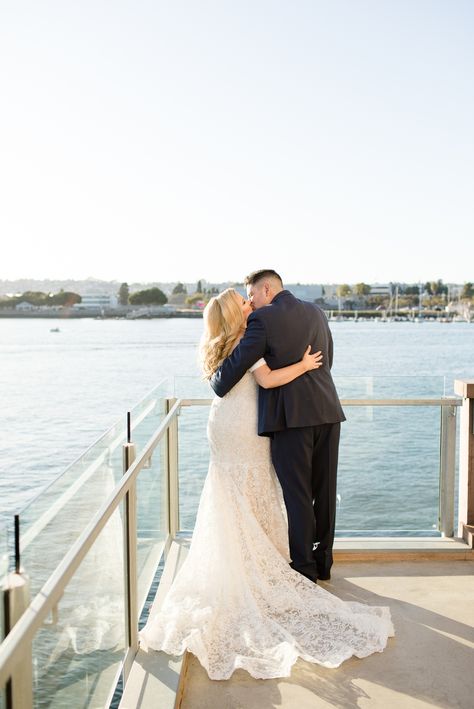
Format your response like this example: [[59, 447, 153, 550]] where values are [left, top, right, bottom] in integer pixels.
[[252, 347, 322, 389]]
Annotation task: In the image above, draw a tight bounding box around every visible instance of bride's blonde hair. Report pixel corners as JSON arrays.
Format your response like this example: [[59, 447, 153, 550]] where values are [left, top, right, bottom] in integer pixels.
[[200, 288, 246, 378]]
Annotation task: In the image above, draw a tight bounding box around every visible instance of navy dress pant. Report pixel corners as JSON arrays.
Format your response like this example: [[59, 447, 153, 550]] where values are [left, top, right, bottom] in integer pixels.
[[271, 422, 341, 582]]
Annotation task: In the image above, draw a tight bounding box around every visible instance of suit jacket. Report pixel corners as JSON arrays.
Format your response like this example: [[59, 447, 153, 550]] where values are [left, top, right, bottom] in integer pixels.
[[210, 290, 346, 436]]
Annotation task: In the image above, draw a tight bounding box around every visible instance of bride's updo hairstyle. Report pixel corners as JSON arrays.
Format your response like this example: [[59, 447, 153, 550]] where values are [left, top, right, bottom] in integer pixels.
[[200, 288, 246, 378]]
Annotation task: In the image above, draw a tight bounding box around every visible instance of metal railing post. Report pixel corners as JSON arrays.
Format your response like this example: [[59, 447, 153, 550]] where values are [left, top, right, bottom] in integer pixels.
[[3, 515, 33, 709], [166, 398, 180, 538], [454, 379, 474, 545], [439, 404, 457, 537], [3, 574, 33, 709], [122, 429, 138, 681]]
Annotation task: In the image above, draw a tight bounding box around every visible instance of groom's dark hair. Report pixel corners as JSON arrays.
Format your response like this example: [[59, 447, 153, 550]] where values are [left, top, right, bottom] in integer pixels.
[[244, 269, 283, 287]]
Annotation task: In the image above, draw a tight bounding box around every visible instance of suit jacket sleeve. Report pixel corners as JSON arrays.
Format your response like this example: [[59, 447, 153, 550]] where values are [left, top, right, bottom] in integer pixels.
[[210, 314, 266, 397], [328, 327, 334, 369]]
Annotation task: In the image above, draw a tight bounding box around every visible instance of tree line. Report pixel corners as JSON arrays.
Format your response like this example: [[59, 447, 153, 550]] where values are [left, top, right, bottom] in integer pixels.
[[0, 290, 82, 307], [1, 279, 473, 310], [334, 280, 474, 302], [119, 281, 219, 306]]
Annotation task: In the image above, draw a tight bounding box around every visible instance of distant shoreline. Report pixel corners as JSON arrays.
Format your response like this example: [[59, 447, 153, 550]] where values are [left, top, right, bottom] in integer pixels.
[[0, 308, 203, 320], [0, 308, 470, 323]]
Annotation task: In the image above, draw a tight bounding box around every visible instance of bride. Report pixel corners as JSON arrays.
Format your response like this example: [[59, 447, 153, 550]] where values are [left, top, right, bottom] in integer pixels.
[[139, 288, 394, 680]]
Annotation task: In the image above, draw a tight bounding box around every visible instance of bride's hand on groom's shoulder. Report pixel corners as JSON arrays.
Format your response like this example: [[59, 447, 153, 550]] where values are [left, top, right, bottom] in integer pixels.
[[302, 346, 323, 372]]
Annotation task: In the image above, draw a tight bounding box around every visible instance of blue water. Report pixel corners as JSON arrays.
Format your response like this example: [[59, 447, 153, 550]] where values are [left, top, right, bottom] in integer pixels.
[[0, 318, 472, 530]]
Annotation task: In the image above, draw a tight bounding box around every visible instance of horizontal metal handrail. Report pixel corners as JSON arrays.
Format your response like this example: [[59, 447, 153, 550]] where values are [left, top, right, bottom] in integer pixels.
[[340, 398, 461, 406], [180, 397, 462, 407], [0, 399, 181, 689]]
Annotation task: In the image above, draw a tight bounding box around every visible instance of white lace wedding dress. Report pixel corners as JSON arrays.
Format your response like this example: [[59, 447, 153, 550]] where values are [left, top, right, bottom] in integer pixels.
[[139, 371, 394, 680]]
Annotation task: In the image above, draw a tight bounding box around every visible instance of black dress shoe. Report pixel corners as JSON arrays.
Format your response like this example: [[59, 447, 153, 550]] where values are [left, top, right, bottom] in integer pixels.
[[302, 572, 318, 583], [317, 571, 331, 581]]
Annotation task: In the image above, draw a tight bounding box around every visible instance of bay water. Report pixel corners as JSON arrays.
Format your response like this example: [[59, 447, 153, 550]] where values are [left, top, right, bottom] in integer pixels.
[[1, 317, 473, 532]]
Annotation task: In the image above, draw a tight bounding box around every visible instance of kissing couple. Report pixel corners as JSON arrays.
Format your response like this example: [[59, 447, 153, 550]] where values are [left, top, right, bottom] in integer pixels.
[[140, 269, 394, 679]]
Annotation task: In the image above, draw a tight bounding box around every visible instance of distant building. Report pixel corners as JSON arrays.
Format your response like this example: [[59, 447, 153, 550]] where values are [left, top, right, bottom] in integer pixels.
[[167, 292, 187, 306], [287, 284, 324, 300], [233, 283, 324, 301], [15, 301, 35, 310], [73, 294, 118, 309], [319, 285, 340, 307], [321, 284, 339, 300], [370, 284, 392, 296]]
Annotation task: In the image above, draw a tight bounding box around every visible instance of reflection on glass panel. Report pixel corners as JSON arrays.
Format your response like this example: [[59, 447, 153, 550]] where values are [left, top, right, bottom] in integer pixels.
[[136, 436, 168, 611], [19, 380, 170, 598], [32, 503, 125, 709], [336, 405, 441, 535], [178, 406, 210, 531]]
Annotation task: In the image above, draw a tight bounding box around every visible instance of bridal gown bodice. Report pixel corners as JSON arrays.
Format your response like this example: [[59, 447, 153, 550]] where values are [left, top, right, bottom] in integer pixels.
[[208, 368, 272, 466], [139, 371, 394, 680]]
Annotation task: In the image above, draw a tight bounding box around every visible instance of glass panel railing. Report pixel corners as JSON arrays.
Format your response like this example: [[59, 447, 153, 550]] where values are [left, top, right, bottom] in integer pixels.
[[175, 376, 212, 531], [129, 381, 171, 454], [0, 527, 8, 709], [174, 377, 458, 537], [178, 406, 210, 531], [31, 503, 126, 708], [19, 380, 171, 598], [336, 404, 441, 535], [0, 526, 8, 643], [175, 373, 449, 400], [136, 433, 169, 613]]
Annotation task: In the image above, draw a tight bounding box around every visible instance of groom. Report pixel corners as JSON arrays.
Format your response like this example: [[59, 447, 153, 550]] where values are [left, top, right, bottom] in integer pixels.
[[210, 269, 345, 583]]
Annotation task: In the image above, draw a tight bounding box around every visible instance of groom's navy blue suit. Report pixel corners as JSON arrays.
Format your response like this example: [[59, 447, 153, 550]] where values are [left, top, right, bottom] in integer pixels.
[[210, 290, 345, 582]]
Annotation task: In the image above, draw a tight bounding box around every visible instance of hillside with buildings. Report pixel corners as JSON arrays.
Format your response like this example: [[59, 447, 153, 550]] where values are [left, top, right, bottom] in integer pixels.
[[0, 278, 472, 320]]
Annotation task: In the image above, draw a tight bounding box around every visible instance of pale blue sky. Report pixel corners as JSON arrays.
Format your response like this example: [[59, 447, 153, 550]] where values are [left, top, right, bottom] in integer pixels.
[[1, 1, 473, 284]]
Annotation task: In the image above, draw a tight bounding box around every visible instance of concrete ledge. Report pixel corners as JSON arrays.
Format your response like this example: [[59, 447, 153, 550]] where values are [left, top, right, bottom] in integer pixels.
[[334, 536, 474, 561], [119, 541, 189, 709]]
